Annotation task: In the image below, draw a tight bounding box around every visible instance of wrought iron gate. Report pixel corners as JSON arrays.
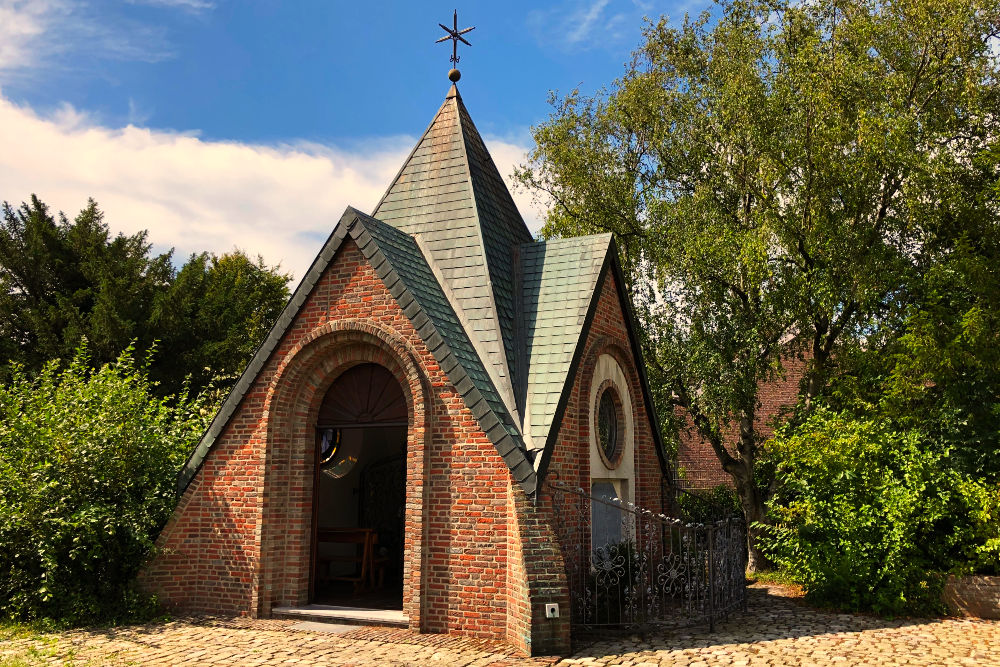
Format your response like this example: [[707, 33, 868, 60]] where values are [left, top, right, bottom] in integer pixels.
[[547, 480, 747, 632]]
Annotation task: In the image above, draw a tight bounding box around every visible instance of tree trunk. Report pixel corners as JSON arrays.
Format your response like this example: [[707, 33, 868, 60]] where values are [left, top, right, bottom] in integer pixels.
[[729, 461, 773, 573], [676, 392, 774, 572]]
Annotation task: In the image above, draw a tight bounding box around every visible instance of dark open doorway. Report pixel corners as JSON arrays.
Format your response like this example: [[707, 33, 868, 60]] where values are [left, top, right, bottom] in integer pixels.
[[312, 363, 407, 610]]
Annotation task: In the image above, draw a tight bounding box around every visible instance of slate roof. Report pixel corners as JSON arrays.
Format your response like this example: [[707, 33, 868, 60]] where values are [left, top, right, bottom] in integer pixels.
[[178, 207, 536, 494], [520, 234, 612, 454], [177, 83, 666, 497]]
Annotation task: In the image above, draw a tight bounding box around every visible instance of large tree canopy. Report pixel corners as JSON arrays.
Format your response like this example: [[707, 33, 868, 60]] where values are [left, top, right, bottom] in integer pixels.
[[517, 0, 1000, 569], [0, 195, 291, 395], [151, 250, 292, 392], [0, 197, 173, 379]]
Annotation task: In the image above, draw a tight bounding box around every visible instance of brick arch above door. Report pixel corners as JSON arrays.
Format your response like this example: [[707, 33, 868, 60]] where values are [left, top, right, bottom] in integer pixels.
[[258, 320, 429, 625]]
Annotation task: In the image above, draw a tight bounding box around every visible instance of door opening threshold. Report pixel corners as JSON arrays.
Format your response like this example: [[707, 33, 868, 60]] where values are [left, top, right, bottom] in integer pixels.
[[272, 604, 408, 628]]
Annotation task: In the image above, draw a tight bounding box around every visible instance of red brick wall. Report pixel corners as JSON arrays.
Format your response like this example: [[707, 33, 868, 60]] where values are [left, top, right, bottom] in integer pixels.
[[140, 238, 547, 647], [505, 481, 571, 654], [943, 575, 1000, 619], [675, 355, 806, 490]]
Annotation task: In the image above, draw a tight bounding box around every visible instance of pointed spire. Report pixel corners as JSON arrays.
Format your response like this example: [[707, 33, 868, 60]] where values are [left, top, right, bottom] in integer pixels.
[[372, 86, 533, 432]]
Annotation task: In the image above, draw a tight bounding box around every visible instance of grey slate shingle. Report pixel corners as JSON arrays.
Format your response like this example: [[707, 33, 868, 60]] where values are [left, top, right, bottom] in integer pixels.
[[372, 85, 530, 423]]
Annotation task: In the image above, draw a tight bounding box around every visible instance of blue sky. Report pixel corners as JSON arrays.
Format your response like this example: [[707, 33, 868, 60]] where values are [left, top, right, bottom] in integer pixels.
[[0, 0, 707, 278]]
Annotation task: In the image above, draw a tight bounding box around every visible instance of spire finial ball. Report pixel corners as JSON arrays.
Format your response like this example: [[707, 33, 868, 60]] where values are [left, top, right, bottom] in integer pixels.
[[448, 68, 461, 82]]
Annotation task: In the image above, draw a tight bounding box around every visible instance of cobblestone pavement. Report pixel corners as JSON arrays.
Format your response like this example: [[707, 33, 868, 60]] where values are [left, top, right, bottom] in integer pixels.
[[2, 584, 998, 666]]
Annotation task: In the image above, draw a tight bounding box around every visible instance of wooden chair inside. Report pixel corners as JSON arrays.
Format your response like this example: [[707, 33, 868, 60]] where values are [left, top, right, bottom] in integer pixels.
[[316, 527, 387, 594]]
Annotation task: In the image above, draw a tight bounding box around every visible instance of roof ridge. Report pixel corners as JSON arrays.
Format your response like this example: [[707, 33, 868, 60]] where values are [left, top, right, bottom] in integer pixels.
[[447, 97, 523, 434], [411, 229, 525, 436], [452, 93, 534, 412], [453, 93, 533, 242]]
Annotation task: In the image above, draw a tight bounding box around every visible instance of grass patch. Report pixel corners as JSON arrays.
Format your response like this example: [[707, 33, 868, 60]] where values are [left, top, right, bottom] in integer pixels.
[[749, 569, 806, 595], [0, 620, 63, 642], [0, 620, 143, 666], [0, 624, 65, 667]]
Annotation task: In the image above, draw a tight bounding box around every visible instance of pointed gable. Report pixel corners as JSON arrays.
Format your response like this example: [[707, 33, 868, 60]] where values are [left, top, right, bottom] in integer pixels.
[[372, 85, 532, 424], [178, 207, 537, 494]]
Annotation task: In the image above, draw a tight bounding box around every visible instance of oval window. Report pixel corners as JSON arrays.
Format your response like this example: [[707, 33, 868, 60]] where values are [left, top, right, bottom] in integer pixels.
[[597, 386, 623, 467]]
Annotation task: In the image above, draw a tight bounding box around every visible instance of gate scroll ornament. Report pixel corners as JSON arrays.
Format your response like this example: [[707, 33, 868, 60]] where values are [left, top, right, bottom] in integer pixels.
[[547, 480, 747, 633]]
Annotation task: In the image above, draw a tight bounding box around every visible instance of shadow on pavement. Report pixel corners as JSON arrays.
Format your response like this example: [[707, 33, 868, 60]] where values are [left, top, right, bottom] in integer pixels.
[[568, 582, 949, 656]]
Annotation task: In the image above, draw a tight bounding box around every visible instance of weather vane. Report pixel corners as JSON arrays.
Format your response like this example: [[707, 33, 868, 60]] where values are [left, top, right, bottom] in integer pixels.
[[436, 10, 475, 83]]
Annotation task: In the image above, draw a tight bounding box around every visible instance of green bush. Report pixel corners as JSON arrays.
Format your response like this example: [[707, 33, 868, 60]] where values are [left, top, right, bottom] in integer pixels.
[[759, 409, 1000, 616], [676, 484, 741, 523], [0, 343, 214, 624]]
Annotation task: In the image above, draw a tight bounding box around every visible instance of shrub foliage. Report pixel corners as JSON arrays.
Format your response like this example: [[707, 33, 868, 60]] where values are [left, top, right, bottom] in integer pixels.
[[0, 344, 213, 623], [760, 410, 1000, 615], [675, 484, 742, 524]]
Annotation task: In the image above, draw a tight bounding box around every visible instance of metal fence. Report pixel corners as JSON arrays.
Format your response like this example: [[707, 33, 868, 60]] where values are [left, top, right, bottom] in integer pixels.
[[547, 480, 747, 633]]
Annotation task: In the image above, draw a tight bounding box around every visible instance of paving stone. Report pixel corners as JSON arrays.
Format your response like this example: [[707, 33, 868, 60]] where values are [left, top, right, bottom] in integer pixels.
[[286, 621, 357, 634], [1, 585, 999, 666]]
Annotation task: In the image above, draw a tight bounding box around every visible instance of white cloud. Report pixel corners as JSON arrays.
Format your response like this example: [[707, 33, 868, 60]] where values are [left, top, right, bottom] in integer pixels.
[[567, 0, 612, 45], [0, 0, 173, 81], [527, 0, 632, 51], [0, 94, 542, 281], [527, 0, 710, 52], [0, 0, 66, 71]]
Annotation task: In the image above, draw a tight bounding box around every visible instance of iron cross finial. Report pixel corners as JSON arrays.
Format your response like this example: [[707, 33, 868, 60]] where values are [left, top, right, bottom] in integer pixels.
[[436, 10, 474, 82]]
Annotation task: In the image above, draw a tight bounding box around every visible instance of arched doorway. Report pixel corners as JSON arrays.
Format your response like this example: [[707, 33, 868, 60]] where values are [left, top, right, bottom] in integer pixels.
[[312, 362, 407, 609]]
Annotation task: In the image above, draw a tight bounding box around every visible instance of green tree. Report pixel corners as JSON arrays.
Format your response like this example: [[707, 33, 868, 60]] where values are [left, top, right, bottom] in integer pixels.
[[883, 176, 1000, 479], [0, 196, 173, 379], [517, 0, 1000, 569], [0, 196, 291, 395], [0, 343, 216, 623], [152, 251, 291, 391]]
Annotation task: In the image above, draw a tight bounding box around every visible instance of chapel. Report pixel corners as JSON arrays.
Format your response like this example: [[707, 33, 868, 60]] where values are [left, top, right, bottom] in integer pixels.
[[140, 72, 670, 655]]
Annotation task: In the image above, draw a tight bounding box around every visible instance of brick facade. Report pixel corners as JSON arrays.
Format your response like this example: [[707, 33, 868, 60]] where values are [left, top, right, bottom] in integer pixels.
[[943, 575, 1000, 620], [141, 240, 435, 620], [675, 356, 806, 490], [140, 238, 666, 655]]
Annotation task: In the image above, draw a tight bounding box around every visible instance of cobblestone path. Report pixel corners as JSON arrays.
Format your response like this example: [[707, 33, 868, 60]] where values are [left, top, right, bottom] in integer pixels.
[[2, 585, 998, 666]]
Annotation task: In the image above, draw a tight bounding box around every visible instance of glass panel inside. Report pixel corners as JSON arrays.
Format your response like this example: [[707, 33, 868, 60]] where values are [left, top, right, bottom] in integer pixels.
[[598, 389, 618, 462]]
